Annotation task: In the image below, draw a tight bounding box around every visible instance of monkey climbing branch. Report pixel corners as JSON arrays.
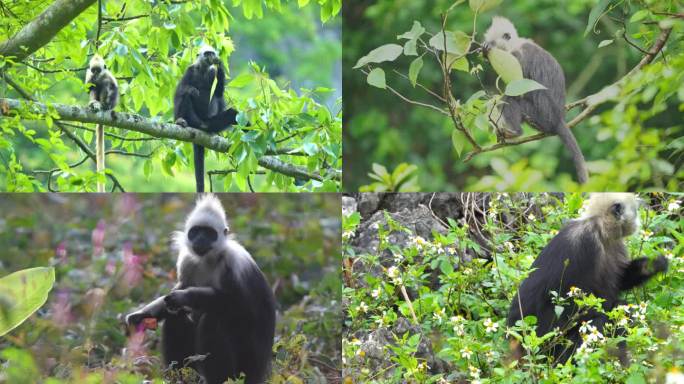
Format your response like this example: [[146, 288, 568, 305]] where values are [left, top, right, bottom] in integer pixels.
[[0, 98, 338, 183]]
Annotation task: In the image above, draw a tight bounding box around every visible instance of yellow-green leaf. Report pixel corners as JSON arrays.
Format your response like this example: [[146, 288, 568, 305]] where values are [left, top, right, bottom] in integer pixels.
[[0, 267, 55, 336], [487, 47, 523, 84], [367, 68, 386, 89]]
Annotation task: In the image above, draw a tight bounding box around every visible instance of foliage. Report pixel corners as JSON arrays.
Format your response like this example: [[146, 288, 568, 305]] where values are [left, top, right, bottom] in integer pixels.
[[0, 194, 341, 383], [0, 0, 341, 192], [0, 267, 55, 336], [343, 193, 684, 382], [344, 0, 684, 192]]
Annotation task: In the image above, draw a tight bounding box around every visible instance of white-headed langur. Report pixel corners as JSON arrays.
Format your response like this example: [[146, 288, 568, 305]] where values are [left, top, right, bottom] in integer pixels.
[[174, 45, 239, 192], [85, 54, 119, 192], [483, 17, 588, 184], [507, 193, 668, 364], [126, 194, 276, 384]]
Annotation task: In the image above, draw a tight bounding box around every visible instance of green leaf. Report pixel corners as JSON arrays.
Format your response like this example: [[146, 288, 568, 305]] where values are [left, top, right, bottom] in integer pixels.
[[209, 68, 218, 104], [452, 129, 468, 157], [354, 44, 403, 69], [397, 21, 426, 40], [584, 0, 612, 36], [367, 68, 386, 89], [487, 47, 523, 84], [0, 267, 55, 336], [630, 10, 649, 23], [598, 39, 614, 48], [228, 72, 254, 88], [408, 57, 424, 87], [428, 30, 471, 55], [504, 79, 547, 96], [469, 0, 502, 13]]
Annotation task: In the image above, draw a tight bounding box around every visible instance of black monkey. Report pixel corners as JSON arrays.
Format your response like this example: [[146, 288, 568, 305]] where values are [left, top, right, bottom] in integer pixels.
[[507, 193, 668, 364], [126, 194, 276, 384], [174, 45, 239, 192]]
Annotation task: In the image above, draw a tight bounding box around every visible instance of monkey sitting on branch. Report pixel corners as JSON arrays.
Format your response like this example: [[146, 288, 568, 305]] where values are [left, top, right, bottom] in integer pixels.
[[84, 54, 119, 192], [483, 17, 588, 184], [507, 193, 668, 364]]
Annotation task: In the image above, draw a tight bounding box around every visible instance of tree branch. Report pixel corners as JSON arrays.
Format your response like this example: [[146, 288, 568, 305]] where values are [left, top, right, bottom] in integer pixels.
[[0, 98, 336, 182], [463, 26, 673, 163], [0, 0, 97, 62]]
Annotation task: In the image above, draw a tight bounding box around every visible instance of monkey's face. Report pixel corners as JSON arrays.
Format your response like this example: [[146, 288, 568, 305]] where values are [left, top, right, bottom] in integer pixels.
[[187, 225, 227, 256], [196, 48, 221, 67], [483, 17, 519, 53], [607, 199, 640, 237]]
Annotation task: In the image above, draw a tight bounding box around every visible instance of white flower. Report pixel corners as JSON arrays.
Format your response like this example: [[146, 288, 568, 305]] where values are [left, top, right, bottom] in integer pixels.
[[371, 288, 381, 298], [342, 230, 355, 241], [417, 361, 429, 371], [358, 301, 368, 313], [567, 286, 583, 298], [468, 365, 481, 379], [666, 370, 684, 384], [504, 241, 514, 251], [483, 318, 499, 333], [667, 200, 681, 212], [527, 213, 536, 221], [450, 315, 466, 336], [461, 346, 473, 359], [641, 229, 653, 240], [386, 266, 402, 284], [433, 307, 446, 323]]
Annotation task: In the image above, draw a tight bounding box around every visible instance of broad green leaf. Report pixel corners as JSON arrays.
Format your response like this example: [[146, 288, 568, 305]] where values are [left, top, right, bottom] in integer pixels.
[[630, 10, 649, 23], [451, 129, 468, 157], [354, 44, 403, 69], [429, 30, 471, 56], [0, 267, 55, 336], [446, 54, 469, 72], [487, 47, 523, 84], [504, 79, 547, 96], [209, 67, 218, 104], [367, 68, 386, 89], [469, 0, 502, 13], [228, 72, 254, 88], [397, 21, 426, 40], [584, 0, 612, 36], [408, 57, 424, 87]]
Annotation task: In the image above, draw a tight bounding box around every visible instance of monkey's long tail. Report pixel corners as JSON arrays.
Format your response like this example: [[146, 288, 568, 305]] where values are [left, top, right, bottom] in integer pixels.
[[193, 144, 205, 192], [96, 124, 105, 192], [557, 125, 588, 184]]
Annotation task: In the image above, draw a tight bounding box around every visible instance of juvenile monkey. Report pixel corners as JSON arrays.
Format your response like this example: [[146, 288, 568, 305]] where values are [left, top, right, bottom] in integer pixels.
[[84, 54, 119, 192], [483, 17, 588, 184], [507, 193, 668, 363], [126, 194, 275, 384]]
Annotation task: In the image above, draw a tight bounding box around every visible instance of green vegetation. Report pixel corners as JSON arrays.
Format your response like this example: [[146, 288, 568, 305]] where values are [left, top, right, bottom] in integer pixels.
[[0, 0, 341, 192], [343, 193, 683, 382], [0, 194, 341, 383], [344, 0, 683, 192]]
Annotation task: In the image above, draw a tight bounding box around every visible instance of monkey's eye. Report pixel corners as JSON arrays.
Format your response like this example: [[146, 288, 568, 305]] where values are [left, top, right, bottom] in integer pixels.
[[611, 203, 623, 218], [502, 33, 511, 41]]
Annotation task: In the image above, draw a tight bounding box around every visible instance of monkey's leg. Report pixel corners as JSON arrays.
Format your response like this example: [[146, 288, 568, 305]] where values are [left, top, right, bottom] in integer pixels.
[[165, 286, 222, 312], [161, 311, 197, 370], [499, 97, 523, 140], [619, 256, 668, 290], [204, 108, 239, 133], [196, 314, 238, 384], [96, 124, 105, 192], [193, 144, 205, 193]]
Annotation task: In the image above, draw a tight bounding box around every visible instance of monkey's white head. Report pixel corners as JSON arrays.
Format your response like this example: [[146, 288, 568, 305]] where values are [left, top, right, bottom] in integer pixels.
[[88, 54, 106, 74], [484, 16, 521, 52], [196, 45, 219, 65], [580, 193, 641, 238], [177, 194, 229, 259]]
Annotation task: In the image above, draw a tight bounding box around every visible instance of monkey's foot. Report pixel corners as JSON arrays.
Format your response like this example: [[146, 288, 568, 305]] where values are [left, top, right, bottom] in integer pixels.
[[88, 101, 102, 112], [175, 118, 188, 127]]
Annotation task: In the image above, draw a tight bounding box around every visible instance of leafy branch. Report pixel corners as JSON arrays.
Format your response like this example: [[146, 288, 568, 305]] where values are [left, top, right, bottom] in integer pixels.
[[0, 98, 337, 182]]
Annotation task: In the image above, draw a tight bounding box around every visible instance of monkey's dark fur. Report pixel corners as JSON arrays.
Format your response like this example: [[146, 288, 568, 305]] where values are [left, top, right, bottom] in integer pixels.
[[126, 195, 275, 384], [507, 194, 668, 364], [86, 55, 118, 111], [484, 17, 588, 183], [174, 46, 238, 192]]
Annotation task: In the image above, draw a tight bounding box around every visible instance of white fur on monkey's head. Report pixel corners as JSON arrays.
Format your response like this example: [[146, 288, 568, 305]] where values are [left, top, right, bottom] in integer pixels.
[[89, 54, 105, 70], [197, 45, 217, 58], [484, 16, 522, 52]]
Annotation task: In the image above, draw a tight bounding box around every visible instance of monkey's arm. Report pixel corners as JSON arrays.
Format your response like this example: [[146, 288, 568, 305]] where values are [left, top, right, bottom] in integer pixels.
[[204, 108, 238, 133], [126, 283, 184, 326], [164, 286, 223, 312], [619, 256, 668, 291]]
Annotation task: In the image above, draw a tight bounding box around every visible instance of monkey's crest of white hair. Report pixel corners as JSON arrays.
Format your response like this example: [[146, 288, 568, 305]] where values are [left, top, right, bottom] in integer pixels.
[[579, 193, 638, 219], [484, 16, 528, 52], [198, 44, 217, 56], [88, 54, 105, 69]]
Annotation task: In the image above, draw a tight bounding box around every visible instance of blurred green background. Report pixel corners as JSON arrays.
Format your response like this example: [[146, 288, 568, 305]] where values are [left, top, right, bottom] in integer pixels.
[[343, 0, 684, 192], [0, 193, 341, 382]]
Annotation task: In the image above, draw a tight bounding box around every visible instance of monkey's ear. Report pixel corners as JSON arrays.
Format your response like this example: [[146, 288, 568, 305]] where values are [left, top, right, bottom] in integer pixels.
[[224, 227, 229, 236]]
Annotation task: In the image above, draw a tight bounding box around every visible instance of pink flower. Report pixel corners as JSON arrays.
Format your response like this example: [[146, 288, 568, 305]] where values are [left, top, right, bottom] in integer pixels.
[[51, 290, 74, 328], [122, 242, 143, 287], [92, 220, 106, 256], [55, 242, 67, 264]]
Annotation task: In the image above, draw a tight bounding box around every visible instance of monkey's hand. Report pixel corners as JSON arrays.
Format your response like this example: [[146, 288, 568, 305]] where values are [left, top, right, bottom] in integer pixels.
[[88, 100, 102, 112], [187, 87, 200, 97], [652, 256, 669, 274], [165, 290, 191, 312], [175, 118, 188, 127], [125, 310, 153, 327]]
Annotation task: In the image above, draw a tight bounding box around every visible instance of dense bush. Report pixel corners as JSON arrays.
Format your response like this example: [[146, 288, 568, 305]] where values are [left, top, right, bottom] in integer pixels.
[[342, 193, 683, 383]]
